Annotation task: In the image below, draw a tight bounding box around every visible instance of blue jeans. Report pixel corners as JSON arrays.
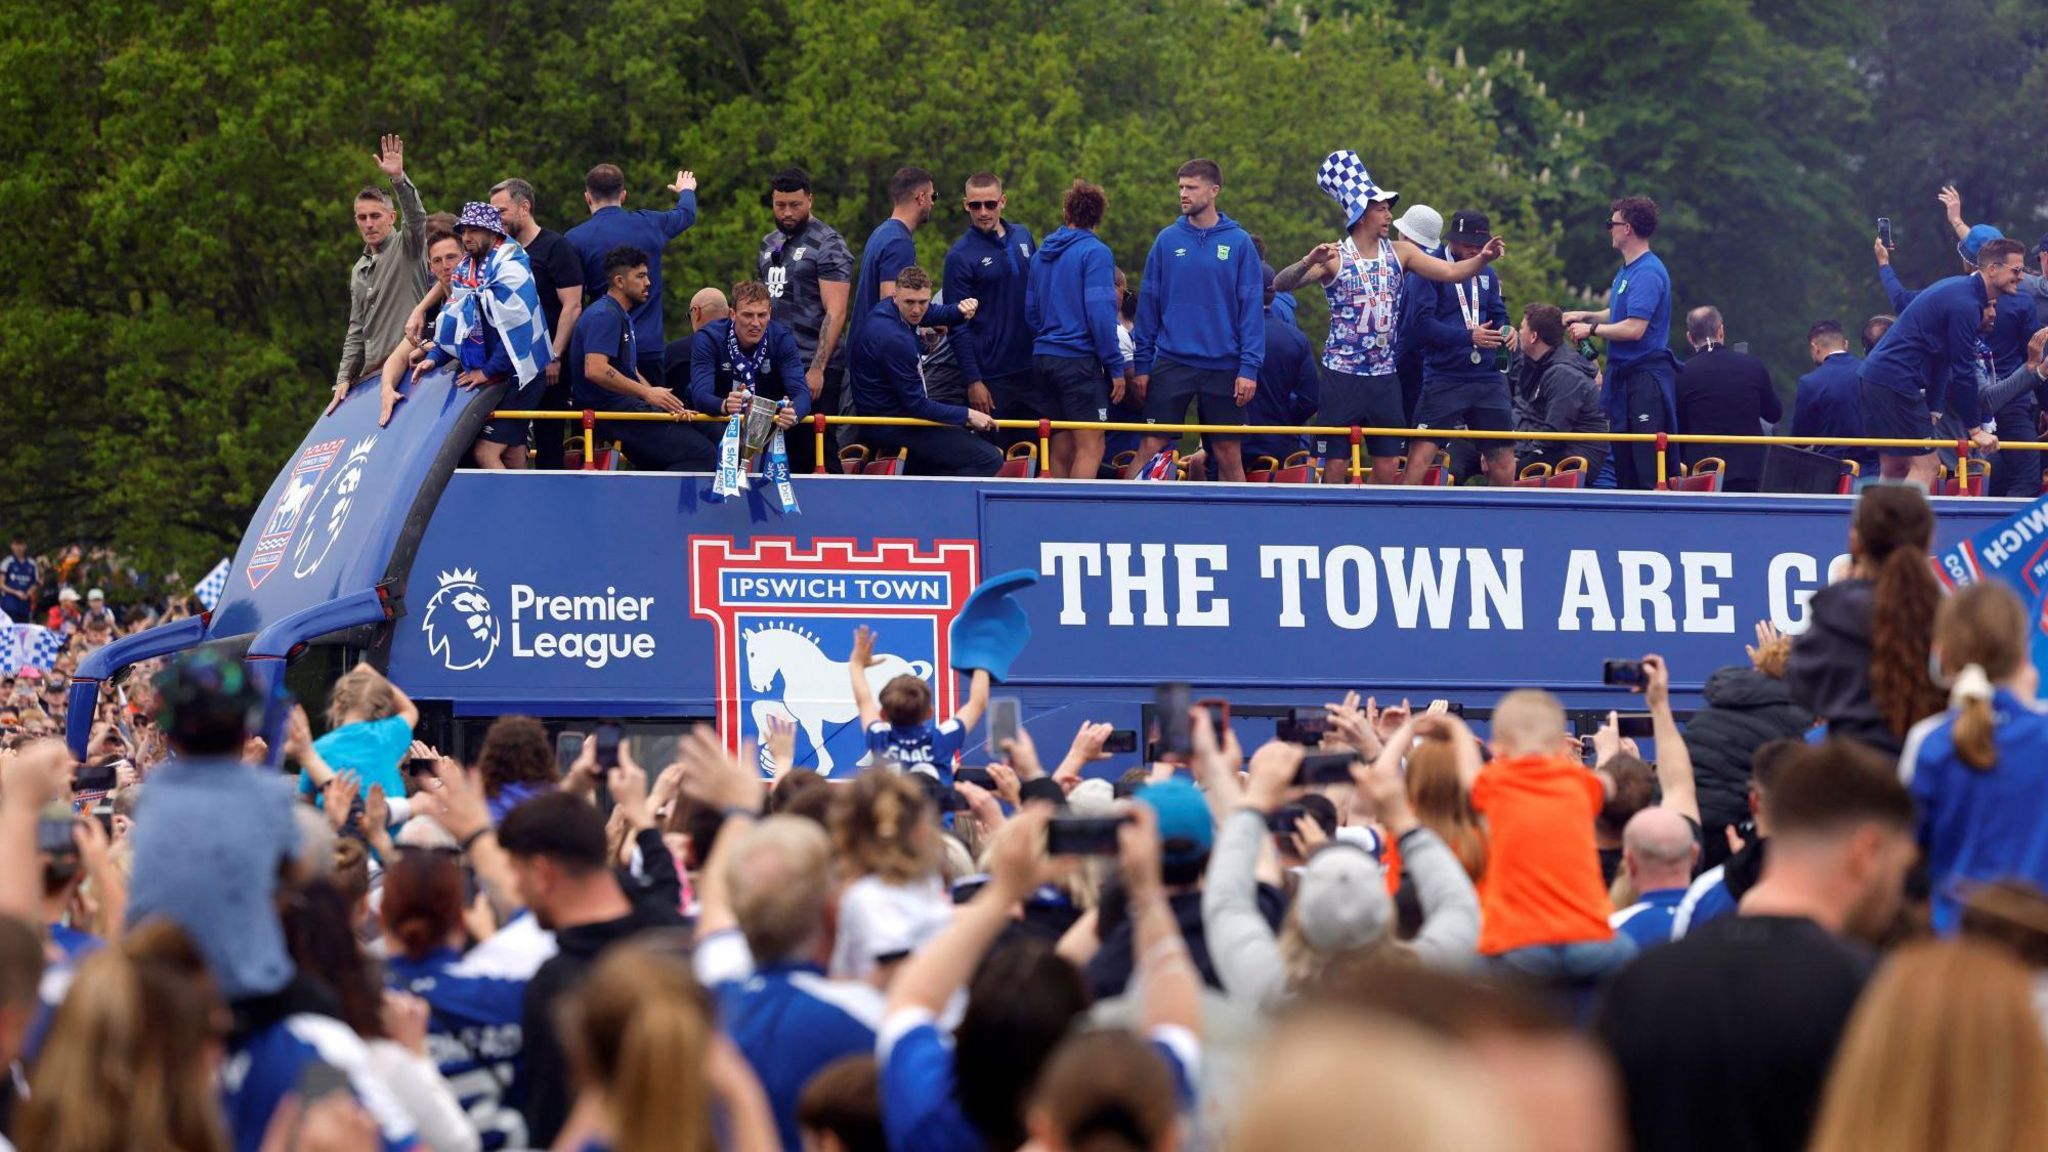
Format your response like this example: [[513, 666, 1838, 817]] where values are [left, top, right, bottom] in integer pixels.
[[1489, 936, 1639, 983]]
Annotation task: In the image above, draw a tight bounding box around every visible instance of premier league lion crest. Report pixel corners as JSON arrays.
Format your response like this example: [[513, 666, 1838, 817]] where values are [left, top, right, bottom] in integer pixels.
[[422, 568, 502, 672], [690, 537, 978, 777], [292, 435, 378, 580]]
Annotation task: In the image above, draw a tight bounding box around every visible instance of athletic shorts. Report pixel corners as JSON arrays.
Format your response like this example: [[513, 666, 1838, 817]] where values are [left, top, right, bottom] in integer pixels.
[[1144, 359, 1244, 430], [476, 376, 541, 446], [1315, 369, 1406, 458], [1414, 376, 1515, 457], [1860, 381, 1935, 457], [1032, 356, 1114, 424]]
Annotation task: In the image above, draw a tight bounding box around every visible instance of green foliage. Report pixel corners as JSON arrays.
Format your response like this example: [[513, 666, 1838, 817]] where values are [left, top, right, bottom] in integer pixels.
[[0, 0, 1585, 576]]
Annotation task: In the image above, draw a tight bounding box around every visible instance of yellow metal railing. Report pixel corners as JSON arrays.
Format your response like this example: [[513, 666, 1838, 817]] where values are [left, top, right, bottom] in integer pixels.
[[490, 408, 2048, 492]]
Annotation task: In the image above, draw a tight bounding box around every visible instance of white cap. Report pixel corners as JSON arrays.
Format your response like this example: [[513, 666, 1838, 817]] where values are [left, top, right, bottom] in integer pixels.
[[57, 587, 79, 603], [1392, 205, 1444, 250], [87, 588, 104, 601]]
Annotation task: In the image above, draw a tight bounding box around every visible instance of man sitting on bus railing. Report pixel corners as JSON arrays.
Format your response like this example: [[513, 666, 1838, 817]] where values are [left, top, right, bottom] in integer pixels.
[[847, 265, 1001, 476], [1513, 304, 1608, 478], [568, 246, 718, 472], [688, 280, 810, 437]]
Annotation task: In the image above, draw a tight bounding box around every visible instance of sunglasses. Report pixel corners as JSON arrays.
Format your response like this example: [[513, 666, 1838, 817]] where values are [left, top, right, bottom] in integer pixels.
[[1606, 219, 1628, 230], [965, 200, 1001, 211]]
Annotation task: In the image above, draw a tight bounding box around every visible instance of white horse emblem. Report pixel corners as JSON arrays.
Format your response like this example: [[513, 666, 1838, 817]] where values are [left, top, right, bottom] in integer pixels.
[[742, 622, 933, 776]]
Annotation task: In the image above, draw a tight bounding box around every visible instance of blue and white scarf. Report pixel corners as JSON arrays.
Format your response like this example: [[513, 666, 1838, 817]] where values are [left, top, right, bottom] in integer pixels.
[[434, 240, 553, 385], [709, 325, 799, 513]]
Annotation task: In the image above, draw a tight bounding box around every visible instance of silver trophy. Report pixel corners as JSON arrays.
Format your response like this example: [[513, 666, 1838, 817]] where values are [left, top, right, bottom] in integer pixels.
[[740, 393, 782, 467]]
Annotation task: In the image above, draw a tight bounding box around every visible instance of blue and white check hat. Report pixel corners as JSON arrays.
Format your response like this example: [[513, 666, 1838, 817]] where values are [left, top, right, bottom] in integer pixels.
[[455, 201, 508, 237], [1318, 150, 1399, 228]]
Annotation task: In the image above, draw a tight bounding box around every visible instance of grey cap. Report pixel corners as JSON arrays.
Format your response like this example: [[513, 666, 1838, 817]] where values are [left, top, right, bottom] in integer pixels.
[[1294, 842, 1392, 952]]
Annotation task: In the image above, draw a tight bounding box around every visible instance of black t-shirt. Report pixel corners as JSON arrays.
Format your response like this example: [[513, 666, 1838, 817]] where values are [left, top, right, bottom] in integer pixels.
[[1594, 915, 1872, 1152], [524, 227, 583, 337]]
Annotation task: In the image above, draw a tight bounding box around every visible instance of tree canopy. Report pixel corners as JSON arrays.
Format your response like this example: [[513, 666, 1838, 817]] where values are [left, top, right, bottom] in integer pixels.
[[0, 0, 2036, 575]]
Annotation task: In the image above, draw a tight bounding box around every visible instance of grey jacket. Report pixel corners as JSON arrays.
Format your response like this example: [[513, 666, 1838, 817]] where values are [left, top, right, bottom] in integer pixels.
[[1201, 809, 1480, 1010], [1514, 346, 1608, 470], [335, 175, 431, 386]]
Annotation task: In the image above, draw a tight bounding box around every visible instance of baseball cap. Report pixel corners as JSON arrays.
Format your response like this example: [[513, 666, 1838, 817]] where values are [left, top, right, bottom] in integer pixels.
[[87, 588, 104, 602], [1959, 223, 2004, 266], [57, 588, 79, 603], [1294, 842, 1392, 952], [1066, 777, 1117, 815], [1135, 777, 1213, 877], [1392, 205, 1444, 250], [1445, 210, 1492, 248]]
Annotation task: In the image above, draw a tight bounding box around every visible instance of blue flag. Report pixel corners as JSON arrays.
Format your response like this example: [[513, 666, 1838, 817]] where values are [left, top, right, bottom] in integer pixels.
[[1934, 494, 2048, 676]]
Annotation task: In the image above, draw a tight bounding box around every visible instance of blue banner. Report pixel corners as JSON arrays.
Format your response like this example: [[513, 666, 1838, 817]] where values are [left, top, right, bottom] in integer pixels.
[[1936, 494, 2048, 675], [383, 477, 2016, 772]]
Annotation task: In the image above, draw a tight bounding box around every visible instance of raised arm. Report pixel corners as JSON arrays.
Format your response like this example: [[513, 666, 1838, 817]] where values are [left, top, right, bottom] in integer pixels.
[[1272, 242, 1342, 294], [1641, 654, 1700, 827], [1123, 802, 1202, 1037], [887, 806, 1054, 1016], [679, 725, 766, 941], [1354, 750, 1479, 966], [952, 668, 991, 731], [1200, 740, 1298, 1009], [1395, 235, 1506, 284], [849, 625, 883, 728]]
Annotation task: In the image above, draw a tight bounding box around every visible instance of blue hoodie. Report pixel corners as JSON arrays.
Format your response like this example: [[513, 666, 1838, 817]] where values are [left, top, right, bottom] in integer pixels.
[[1026, 226, 1123, 370], [1133, 212, 1264, 378], [1859, 273, 1989, 429], [943, 220, 1037, 382]]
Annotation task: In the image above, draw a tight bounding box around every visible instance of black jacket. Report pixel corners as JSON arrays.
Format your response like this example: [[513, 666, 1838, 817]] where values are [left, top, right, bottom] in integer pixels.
[[1783, 579, 1901, 756], [1675, 346, 1782, 490], [517, 836, 686, 1148], [1685, 666, 1813, 828], [1514, 346, 1608, 472]]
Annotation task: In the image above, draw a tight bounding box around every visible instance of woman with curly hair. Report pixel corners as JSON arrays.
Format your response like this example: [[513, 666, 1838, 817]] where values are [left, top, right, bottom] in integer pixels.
[[827, 769, 953, 985], [474, 715, 560, 822]]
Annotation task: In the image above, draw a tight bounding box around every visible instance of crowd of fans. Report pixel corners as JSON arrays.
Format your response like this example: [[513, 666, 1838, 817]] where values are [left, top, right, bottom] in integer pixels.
[[6, 483, 2048, 1151], [333, 139, 2048, 490]]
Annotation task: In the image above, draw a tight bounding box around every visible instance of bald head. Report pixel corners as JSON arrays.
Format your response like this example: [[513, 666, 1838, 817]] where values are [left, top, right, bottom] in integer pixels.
[[1623, 807, 1698, 891], [689, 287, 731, 331], [1491, 690, 1567, 758]]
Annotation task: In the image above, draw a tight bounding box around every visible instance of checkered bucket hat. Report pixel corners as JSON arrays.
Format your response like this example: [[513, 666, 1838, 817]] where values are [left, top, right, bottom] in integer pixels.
[[1317, 150, 1398, 228], [455, 201, 507, 236]]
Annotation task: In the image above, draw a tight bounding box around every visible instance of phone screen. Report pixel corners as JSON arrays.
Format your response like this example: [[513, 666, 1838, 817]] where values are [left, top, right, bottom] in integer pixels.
[[593, 724, 622, 771], [556, 731, 586, 776], [1103, 729, 1138, 755], [988, 697, 1022, 755], [1156, 683, 1192, 756], [1047, 815, 1127, 856]]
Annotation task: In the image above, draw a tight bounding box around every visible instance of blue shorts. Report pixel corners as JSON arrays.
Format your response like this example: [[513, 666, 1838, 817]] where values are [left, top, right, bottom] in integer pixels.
[[477, 376, 542, 446], [1315, 369, 1406, 458], [1860, 381, 1935, 457], [1032, 356, 1114, 424], [1144, 359, 1244, 430], [1413, 376, 1515, 456]]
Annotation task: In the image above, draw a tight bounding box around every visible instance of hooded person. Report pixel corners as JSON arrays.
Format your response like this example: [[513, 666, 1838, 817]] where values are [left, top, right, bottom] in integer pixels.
[[1025, 179, 1127, 479], [425, 201, 555, 468]]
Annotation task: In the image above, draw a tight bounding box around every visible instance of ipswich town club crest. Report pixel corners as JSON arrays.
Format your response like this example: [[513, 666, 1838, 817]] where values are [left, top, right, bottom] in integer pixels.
[[421, 568, 502, 672], [246, 438, 345, 590], [690, 537, 978, 778]]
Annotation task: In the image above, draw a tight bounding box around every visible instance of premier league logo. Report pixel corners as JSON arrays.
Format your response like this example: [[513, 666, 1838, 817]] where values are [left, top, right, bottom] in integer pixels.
[[691, 537, 978, 777], [292, 435, 377, 580], [421, 568, 501, 672]]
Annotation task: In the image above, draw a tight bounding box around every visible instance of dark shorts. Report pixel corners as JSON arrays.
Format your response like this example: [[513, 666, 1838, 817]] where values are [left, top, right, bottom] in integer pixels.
[[1860, 381, 1935, 457], [1144, 359, 1244, 429], [1413, 376, 1515, 457], [1242, 435, 1309, 464], [1315, 369, 1405, 458], [477, 376, 543, 446], [1032, 356, 1114, 424]]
